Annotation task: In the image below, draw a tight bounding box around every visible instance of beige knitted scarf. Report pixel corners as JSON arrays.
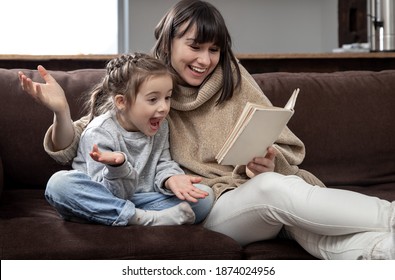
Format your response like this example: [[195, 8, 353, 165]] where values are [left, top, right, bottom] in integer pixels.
[[167, 64, 325, 199]]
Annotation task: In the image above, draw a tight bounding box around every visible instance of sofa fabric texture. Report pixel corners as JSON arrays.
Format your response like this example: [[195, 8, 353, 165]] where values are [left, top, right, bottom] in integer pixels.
[[1, 67, 394, 259]]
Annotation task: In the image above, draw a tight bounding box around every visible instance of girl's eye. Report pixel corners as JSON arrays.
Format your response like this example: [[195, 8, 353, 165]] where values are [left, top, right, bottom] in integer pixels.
[[148, 98, 157, 103]]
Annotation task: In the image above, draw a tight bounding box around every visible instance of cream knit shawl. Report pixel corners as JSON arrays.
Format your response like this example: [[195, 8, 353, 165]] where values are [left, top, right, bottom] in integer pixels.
[[44, 64, 325, 199], [167, 64, 325, 198]]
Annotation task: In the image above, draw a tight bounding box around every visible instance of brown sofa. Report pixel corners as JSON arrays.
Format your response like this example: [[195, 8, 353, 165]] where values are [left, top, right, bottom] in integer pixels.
[[1, 67, 395, 260]]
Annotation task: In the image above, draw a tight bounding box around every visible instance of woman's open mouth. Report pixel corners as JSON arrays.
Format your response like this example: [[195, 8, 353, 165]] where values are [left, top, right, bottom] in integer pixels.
[[189, 65, 207, 74]]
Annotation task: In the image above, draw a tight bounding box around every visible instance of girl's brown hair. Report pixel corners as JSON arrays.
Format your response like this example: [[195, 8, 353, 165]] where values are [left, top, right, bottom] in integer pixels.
[[84, 53, 173, 121]]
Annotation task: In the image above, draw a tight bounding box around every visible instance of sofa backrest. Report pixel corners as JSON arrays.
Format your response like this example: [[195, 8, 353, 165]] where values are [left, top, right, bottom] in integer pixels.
[[1, 68, 395, 190], [0, 68, 105, 189], [253, 70, 395, 187]]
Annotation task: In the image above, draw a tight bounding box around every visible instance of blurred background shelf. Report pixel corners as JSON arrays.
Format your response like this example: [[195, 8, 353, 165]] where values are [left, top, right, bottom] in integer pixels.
[[3, 52, 395, 73]]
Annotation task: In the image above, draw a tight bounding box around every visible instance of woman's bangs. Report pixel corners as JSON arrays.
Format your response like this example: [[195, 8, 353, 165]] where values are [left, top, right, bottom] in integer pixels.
[[194, 16, 226, 48]]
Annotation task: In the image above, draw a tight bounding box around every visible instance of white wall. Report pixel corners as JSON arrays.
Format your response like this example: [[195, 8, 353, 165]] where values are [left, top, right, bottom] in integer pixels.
[[0, 0, 118, 55], [128, 0, 338, 54]]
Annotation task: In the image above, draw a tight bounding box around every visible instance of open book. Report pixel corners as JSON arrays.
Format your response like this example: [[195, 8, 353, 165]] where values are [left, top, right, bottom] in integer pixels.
[[216, 88, 300, 165]]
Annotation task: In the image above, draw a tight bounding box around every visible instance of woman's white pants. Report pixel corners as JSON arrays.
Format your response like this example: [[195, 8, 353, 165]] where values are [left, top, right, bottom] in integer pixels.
[[203, 172, 394, 259]]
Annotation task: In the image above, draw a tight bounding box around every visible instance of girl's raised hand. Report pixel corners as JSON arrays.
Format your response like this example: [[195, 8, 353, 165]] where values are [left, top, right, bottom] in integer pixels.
[[18, 65, 69, 114]]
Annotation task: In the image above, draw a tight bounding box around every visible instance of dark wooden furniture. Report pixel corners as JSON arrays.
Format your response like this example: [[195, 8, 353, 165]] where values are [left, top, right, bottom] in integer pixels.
[[338, 0, 368, 46], [2, 52, 395, 74]]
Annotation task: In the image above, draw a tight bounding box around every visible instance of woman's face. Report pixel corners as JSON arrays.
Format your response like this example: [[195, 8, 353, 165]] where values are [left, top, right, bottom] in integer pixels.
[[170, 24, 221, 87]]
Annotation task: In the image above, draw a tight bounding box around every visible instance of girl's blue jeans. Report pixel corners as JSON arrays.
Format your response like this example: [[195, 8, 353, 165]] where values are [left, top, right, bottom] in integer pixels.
[[45, 170, 214, 226]]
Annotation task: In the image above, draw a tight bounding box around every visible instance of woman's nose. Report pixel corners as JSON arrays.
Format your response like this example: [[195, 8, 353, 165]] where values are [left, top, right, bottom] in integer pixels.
[[197, 50, 210, 65]]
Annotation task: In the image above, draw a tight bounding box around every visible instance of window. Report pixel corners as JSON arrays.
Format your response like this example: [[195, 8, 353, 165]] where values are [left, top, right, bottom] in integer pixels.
[[0, 0, 118, 55]]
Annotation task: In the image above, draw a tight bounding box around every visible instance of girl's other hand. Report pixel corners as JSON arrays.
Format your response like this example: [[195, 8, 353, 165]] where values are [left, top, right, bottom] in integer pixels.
[[165, 175, 208, 203], [89, 144, 125, 166]]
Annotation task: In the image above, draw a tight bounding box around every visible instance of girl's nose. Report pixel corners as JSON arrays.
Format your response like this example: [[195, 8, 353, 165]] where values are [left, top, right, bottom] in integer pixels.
[[157, 100, 170, 113]]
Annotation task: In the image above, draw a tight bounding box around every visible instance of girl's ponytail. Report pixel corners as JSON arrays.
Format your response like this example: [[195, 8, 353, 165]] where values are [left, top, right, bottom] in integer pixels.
[[85, 81, 113, 122]]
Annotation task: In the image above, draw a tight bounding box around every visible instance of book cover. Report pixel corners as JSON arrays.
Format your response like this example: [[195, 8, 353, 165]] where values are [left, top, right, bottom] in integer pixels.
[[216, 88, 299, 165]]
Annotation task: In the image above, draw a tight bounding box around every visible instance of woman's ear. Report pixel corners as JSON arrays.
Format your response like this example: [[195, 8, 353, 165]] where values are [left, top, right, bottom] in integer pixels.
[[114, 94, 126, 111]]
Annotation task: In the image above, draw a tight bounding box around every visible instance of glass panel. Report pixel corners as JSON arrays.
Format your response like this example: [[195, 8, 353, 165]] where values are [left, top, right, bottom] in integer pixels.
[[0, 0, 118, 55]]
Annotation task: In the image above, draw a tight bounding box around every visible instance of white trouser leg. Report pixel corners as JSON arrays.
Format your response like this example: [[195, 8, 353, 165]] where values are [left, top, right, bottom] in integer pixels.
[[284, 225, 389, 259], [204, 172, 392, 253]]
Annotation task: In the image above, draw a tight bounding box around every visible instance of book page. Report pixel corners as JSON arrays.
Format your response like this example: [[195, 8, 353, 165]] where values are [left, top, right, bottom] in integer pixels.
[[216, 88, 299, 165]]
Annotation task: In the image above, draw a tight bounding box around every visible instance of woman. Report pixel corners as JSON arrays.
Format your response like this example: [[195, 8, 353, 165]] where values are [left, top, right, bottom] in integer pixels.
[[19, 0, 394, 259]]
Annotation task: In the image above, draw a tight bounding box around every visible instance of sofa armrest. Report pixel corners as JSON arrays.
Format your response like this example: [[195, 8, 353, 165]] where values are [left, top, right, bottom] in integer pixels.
[[0, 156, 3, 199]]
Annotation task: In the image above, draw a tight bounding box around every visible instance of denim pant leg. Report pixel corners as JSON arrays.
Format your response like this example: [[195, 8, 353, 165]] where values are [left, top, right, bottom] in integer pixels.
[[132, 184, 214, 224], [45, 170, 136, 226]]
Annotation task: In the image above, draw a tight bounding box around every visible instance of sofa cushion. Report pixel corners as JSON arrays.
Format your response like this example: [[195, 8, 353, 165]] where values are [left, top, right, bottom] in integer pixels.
[[243, 239, 317, 260], [0, 189, 242, 259], [253, 70, 395, 188]]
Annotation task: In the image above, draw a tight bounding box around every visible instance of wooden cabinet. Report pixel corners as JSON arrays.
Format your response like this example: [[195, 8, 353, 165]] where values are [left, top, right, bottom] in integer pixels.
[[338, 0, 368, 46]]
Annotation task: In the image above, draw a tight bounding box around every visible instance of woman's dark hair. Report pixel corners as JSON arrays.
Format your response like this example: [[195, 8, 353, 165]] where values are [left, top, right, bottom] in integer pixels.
[[153, 0, 241, 104]]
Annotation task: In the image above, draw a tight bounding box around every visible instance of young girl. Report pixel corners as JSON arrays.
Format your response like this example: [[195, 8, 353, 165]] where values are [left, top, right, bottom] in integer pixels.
[[19, 1, 394, 259], [26, 53, 214, 226]]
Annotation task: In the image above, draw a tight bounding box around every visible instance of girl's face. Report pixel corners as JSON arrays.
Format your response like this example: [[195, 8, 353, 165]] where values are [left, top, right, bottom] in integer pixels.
[[170, 24, 221, 87], [116, 74, 173, 136]]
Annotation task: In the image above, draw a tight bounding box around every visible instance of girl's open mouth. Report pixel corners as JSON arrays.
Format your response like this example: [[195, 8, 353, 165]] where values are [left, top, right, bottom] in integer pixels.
[[149, 118, 162, 132]]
